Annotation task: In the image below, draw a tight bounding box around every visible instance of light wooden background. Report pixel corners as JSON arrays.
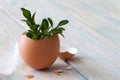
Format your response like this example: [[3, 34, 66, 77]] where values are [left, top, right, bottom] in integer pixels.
[[0, 0, 120, 80]]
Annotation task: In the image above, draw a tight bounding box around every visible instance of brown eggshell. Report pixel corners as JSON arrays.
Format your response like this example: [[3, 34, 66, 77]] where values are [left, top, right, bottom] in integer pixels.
[[59, 51, 75, 59], [19, 34, 60, 69], [25, 74, 34, 79]]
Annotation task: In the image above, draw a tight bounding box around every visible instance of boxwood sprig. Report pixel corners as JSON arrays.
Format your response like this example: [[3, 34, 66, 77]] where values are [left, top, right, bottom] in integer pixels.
[[21, 8, 69, 40]]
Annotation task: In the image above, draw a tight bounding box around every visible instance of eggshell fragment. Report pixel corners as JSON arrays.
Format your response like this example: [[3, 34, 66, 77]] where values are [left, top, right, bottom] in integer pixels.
[[25, 74, 34, 79], [53, 69, 63, 73], [53, 71, 60, 75], [59, 51, 75, 59], [59, 46, 78, 59], [66, 65, 72, 70], [53, 69, 63, 75], [60, 47, 78, 54]]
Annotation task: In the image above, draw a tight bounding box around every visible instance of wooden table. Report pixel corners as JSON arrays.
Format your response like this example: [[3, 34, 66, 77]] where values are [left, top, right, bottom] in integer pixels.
[[0, 0, 120, 80]]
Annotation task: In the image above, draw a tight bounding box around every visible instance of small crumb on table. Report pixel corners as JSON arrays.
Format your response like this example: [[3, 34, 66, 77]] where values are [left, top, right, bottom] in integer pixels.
[[53, 71, 61, 75], [66, 65, 72, 70], [25, 74, 34, 79], [53, 69, 63, 75]]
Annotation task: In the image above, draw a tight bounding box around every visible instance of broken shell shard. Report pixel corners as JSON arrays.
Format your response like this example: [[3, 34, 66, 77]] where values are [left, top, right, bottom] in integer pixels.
[[59, 51, 75, 59], [59, 46, 78, 59], [60, 46, 78, 54], [25, 74, 34, 79], [66, 65, 72, 70], [53, 69, 63, 75], [53, 69, 63, 73]]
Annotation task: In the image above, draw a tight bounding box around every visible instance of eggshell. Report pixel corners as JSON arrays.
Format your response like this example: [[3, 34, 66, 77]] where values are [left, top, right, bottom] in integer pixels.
[[59, 47, 78, 59], [59, 51, 75, 59], [25, 74, 34, 79], [19, 34, 60, 69]]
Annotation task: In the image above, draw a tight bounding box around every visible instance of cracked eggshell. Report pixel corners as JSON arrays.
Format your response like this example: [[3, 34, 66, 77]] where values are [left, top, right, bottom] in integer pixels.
[[59, 46, 78, 59], [19, 34, 60, 69]]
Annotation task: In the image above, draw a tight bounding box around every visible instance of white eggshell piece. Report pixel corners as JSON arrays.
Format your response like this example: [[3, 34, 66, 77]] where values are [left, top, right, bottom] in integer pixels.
[[60, 46, 78, 54]]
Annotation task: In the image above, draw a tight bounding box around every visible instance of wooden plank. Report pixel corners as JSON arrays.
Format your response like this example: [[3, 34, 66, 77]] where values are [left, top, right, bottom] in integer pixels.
[[0, 72, 27, 80], [18, 58, 86, 80], [67, 54, 120, 80]]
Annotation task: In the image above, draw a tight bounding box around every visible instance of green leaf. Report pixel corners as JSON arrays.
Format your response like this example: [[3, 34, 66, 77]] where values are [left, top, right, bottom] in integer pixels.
[[51, 29, 62, 34], [21, 8, 31, 20], [32, 25, 38, 31], [31, 12, 36, 25], [48, 17, 53, 27], [32, 34, 39, 39], [22, 20, 37, 31], [58, 27, 65, 31], [28, 30, 34, 33], [60, 33, 65, 38], [21, 19, 27, 22], [41, 19, 49, 31], [57, 20, 69, 27], [27, 30, 41, 40], [43, 30, 51, 36], [26, 30, 34, 38], [36, 24, 40, 31], [26, 20, 32, 27], [23, 20, 33, 30], [51, 28, 65, 38]]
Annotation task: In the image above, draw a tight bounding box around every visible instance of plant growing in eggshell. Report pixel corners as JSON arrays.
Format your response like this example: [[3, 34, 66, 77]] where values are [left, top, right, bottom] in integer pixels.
[[21, 8, 69, 40], [19, 8, 69, 69]]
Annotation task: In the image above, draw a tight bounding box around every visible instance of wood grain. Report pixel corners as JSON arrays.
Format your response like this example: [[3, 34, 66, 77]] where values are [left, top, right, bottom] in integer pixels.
[[18, 58, 85, 80]]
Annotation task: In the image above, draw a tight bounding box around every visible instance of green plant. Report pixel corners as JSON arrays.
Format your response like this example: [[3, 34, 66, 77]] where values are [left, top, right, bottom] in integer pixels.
[[21, 8, 69, 40]]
